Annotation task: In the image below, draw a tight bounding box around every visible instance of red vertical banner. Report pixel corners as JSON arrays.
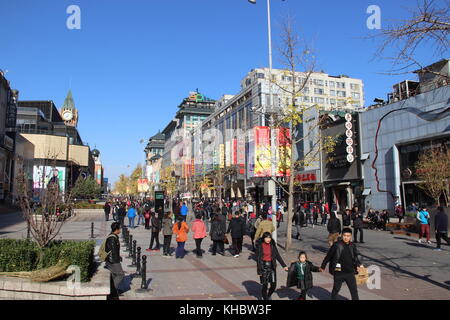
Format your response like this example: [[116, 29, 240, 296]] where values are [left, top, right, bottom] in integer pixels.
[[232, 138, 237, 165], [276, 127, 291, 177], [254, 126, 271, 177], [191, 158, 195, 176]]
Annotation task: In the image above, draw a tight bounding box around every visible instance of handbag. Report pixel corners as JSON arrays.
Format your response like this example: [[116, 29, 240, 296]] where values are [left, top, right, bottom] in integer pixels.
[[355, 266, 369, 285], [223, 235, 229, 245]]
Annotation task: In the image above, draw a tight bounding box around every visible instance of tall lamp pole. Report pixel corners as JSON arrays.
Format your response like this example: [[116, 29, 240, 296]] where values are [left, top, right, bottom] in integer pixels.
[[248, 0, 278, 241]]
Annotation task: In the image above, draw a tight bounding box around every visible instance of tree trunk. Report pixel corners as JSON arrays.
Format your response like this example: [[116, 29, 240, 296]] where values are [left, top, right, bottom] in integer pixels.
[[285, 122, 295, 252]]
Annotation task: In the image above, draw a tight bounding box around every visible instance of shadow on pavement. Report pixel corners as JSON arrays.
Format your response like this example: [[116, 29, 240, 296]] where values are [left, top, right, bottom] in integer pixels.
[[308, 286, 348, 300], [276, 286, 300, 300], [312, 245, 329, 254], [242, 280, 261, 300]]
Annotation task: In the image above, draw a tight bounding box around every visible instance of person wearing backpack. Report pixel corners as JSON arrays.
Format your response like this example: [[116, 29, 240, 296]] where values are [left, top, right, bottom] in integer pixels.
[[103, 222, 124, 300]]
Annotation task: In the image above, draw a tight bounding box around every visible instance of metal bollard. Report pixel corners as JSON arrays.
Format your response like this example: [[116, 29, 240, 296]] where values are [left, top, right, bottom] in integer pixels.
[[136, 247, 141, 276], [128, 235, 133, 257], [132, 240, 137, 266], [140, 255, 147, 289], [90, 222, 94, 238]]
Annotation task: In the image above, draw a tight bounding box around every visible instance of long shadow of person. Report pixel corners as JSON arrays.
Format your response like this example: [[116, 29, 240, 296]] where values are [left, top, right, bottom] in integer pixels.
[[242, 280, 262, 300], [276, 285, 301, 300], [308, 286, 347, 300]]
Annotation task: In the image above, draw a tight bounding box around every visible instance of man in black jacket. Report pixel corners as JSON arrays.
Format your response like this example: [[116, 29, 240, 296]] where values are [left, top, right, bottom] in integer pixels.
[[320, 228, 363, 300], [292, 209, 303, 241], [227, 211, 246, 257], [327, 211, 341, 246], [351, 207, 364, 243], [105, 222, 124, 300], [434, 206, 450, 251]]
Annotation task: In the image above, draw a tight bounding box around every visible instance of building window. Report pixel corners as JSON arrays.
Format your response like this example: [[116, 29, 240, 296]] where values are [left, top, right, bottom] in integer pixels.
[[330, 90, 336, 96], [336, 82, 346, 89], [329, 81, 335, 88], [257, 73, 265, 79], [350, 83, 360, 91], [330, 99, 336, 106], [314, 97, 325, 104], [314, 88, 324, 95], [337, 91, 346, 97], [351, 92, 360, 99], [314, 79, 324, 86]]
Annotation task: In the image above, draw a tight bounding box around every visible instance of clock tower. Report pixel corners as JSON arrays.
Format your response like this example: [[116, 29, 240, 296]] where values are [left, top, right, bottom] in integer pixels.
[[60, 90, 78, 127]]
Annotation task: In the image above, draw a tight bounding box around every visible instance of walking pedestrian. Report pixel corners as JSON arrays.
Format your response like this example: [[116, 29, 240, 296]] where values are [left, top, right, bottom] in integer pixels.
[[144, 206, 151, 230], [227, 211, 246, 257], [192, 214, 207, 258], [104, 201, 111, 221], [127, 205, 136, 229], [342, 209, 352, 228], [292, 209, 303, 241], [180, 202, 189, 222], [248, 212, 258, 251], [137, 204, 144, 226], [327, 211, 342, 246], [254, 213, 275, 241], [162, 211, 173, 257], [434, 206, 450, 251], [276, 209, 283, 229], [351, 207, 364, 243], [210, 214, 226, 255], [147, 211, 162, 251], [320, 228, 363, 300], [417, 207, 431, 244], [104, 222, 125, 300], [118, 204, 126, 227], [286, 251, 322, 300], [172, 216, 190, 259], [255, 232, 289, 300]]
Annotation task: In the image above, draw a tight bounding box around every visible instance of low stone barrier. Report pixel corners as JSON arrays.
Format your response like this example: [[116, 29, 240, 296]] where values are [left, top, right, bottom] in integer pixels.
[[0, 243, 110, 300]]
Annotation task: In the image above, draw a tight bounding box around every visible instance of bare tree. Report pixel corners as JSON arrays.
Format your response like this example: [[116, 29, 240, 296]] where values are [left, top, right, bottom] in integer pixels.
[[256, 18, 337, 251], [15, 156, 74, 263], [415, 146, 450, 206], [373, 0, 450, 77]]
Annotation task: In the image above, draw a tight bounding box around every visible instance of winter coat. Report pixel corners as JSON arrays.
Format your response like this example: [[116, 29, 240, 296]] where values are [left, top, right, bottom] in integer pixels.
[[321, 241, 361, 275], [162, 218, 173, 236], [435, 210, 448, 232], [105, 233, 121, 264], [352, 211, 364, 228], [192, 219, 207, 239], [151, 216, 161, 232], [255, 239, 287, 274], [254, 220, 275, 241], [210, 220, 226, 241], [227, 217, 246, 238], [327, 215, 342, 234], [342, 213, 352, 227], [172, 221, 189, 242], [127, 208, 136, 218], [286, 261, 320, 290]]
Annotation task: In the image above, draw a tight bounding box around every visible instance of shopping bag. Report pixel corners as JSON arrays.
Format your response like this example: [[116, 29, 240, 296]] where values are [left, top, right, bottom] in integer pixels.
[[355, 266, 369, 285]]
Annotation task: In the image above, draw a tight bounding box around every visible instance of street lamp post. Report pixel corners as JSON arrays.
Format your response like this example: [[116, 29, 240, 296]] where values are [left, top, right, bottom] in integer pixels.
[[249, 0, 278, 241]]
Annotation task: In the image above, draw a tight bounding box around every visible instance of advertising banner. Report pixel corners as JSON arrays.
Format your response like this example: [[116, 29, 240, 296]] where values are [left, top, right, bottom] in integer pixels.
[[138, 179, 150, 192], [275, 127, 291, 177], [219, 144, 225, 169], [247, 130, 255, 178], [225, 141, 231, 167], [33, 166, 66, 193], [254, 126, 271, 177]]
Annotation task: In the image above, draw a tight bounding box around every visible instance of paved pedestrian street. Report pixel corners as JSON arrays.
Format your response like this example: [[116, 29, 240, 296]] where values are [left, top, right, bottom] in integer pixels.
[[1, 210, 449, 300]]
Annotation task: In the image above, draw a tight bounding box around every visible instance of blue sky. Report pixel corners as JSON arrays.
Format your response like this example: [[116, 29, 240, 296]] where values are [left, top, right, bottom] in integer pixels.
[[1, 0, 444, 185]]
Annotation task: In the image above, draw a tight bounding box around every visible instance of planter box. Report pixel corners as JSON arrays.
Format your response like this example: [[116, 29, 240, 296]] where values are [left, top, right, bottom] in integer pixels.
[[0, 243, 110, 300]]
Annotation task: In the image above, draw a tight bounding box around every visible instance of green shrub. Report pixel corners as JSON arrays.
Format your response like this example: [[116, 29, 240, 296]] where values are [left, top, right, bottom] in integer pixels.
[[0, 239, 96, 282], [73, 202, 104, 209]]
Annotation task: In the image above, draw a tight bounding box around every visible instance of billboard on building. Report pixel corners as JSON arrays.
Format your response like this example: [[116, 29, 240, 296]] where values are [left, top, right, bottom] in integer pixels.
[[275, 127, 291, 177], [254, 126, 271, 177], [219, 144, 225, 169], [33, 166, 66, 193], [138, 179, 150, 192]]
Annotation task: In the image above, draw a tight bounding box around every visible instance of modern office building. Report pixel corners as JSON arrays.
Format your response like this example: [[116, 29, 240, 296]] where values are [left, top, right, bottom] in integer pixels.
[[360, 60, 449, 215]]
